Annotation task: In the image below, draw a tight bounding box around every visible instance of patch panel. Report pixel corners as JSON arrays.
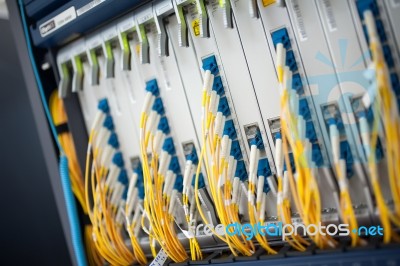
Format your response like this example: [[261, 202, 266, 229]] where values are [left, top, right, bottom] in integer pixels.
[[166, 9, 247, 233], [316, 0, 389, 210], [19, 0, 400, 263], [317, 1, 391, 227], [258, 0, 341, 220], [57, 37, 142, 177], [229, 0, 282, 174], [200, 54, 247, 182], [182, 0, 279, 182]]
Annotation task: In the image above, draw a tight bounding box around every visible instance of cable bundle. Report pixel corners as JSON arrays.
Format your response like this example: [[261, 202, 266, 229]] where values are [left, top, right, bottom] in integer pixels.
[[84, 99, 140, 265], [276, 43, 337, 250], [194, 70, 257, 256], [247, 143, 277, 254], [50, 92, 103, 266], [182, 147, 203, 261], [361, 10, 400, 244], [139, 82, 189, 262]]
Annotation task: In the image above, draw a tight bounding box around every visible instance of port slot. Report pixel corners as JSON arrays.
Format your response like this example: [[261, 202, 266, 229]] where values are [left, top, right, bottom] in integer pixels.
[[244, 123, 265, 150], [235, 160, 248, 181], [129, 156, 145, 198], [182, 141, 199, 164], [285, 50, 298, 72], [257, 158, 272, 178], [202, 55, 219, 75], [267, 117, 282, 143], [299, 99, 312, 120], [169, 156, 181, 174], [223, 120, 238, 140], [292, 73, 304, 95], [340, 140, 354, 178], [218, 97, 231, 117], [356, 0, 379, 20], [351, 96, 385, 161], [271, 28, 291, 49], [162, 137, 176, 155], [311, 144, 324, 167], [213, 76, 225, 96], [158, 117, 171, 134], [321, 102, 345, 137], [230, 140, 243, 160]]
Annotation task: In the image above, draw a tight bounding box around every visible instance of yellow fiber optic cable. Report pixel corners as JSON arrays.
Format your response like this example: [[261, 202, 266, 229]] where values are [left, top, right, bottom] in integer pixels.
[[139, 100, 188, 262], [275, 43, 338, 250], [361, 10, 400, 244]]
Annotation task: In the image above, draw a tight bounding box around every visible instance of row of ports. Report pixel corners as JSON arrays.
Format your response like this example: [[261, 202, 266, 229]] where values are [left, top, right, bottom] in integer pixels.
[[202, 55, 248, 181], [271, 28, 325, 169], [145, 79, 186, 192]]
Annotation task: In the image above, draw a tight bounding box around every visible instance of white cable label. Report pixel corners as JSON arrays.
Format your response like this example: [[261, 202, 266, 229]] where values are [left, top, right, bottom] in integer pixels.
[[76, 0, 106, 16], [150, 248, 168, 266], [321, 0, 337, 32], [156, 1, 173, 15], [291, 0, 308, 41], [40, 7, 76, 37]]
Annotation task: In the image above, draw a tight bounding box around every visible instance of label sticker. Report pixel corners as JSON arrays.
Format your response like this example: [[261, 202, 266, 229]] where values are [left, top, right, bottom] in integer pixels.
[[262, 0, 275, 7], [291, 0, 308, 41], [137, 10, 154, 25], [149, 249, 168, 266], [156, 1, 173, 15], [76, 0, 106, 16], [321, 0, 337, 32], [192, 18, 200, 36], [40, 7, 76, 37]]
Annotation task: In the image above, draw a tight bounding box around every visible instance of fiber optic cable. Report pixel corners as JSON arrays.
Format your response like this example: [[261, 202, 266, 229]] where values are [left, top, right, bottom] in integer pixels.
[[361, 10, 400, 243], [139, 82, 188, 262], [247, 144, 277, 254], [276, 44, 309, 251], [194, 70, 255, 256], [276, 43, 337, 250], [84, 100, 138, 265], [182, 155, 203, 260], [329, 119, 361, 247], [50, 92, 87, 214], [50, 92, 106, 265], [125, 171, 147, 265]]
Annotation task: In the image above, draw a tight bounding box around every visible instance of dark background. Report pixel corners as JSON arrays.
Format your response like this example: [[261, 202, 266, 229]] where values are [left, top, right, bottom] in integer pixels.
[[0, 18, 71, 265]]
